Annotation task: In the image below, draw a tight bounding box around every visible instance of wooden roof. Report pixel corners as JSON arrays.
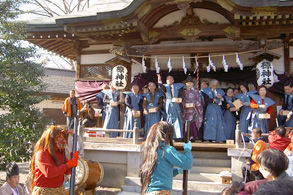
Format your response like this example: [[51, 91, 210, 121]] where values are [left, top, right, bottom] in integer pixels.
[[25, 0, 293, 60]]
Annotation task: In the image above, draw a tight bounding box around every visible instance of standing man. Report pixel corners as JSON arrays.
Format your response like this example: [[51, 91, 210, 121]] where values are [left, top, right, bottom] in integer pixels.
[[157, 74, 185, 139], [0, 162, 27, 195], [248, 83, 257, 94], [143, 82, 164, 137], [123, 84, 144, 138], [62, 90, 82, 130], [277, 82, 293, 126], [96, 84, 110, 124], [241, 128, 266, 183], [103, 82, 120, 138], [183, 75, 203, 141], [199, 80, 210, 141], [202, 79, 226, 143]]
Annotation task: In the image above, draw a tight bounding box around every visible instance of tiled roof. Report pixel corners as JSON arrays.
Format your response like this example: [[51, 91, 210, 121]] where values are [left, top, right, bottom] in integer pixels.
[[28, 0, 134, 25], [42, 68, 75, 94]]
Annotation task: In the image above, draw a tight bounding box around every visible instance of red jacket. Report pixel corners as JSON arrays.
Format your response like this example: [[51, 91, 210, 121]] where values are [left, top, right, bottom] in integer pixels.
[[34, 150, 69, 188], [268, 130, 292, 152]]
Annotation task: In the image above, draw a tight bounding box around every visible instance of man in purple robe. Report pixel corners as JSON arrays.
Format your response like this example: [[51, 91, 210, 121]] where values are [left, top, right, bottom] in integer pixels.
[[183, 75, 203, 141]]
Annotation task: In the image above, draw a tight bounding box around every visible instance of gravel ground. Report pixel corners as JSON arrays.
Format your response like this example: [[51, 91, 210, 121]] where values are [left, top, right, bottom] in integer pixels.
[[95, 186, 121, 195]]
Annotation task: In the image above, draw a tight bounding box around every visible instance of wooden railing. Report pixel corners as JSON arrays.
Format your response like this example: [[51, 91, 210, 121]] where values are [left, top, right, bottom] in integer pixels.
[[80, 119, 143, 144]]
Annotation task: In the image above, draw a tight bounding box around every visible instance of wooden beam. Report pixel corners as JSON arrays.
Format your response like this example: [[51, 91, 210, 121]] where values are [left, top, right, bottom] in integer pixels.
[[239, 25, 293, 39], [40, 40, 62, 49], [128, 40, 259, 55], [284, 39, 290, 73], [45, 41, 68, 51], [148, 24, 234, 41], [80, 50, 110, 55]]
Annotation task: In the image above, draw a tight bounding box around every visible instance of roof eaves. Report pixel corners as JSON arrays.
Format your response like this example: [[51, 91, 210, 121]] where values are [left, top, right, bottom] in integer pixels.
[[231, 0, 293, 7], [27, 23, 64, 32]]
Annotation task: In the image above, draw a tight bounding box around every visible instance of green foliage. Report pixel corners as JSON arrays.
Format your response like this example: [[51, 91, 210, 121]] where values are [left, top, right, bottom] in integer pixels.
[[0, 0, 48, 169]]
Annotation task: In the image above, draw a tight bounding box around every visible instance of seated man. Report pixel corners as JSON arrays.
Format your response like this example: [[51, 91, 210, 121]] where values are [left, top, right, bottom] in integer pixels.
[[80, 101, 96, 127], [277, 82, 293, 126], [269, 126, 292, 152], [254, 149, 293, 195], [0, 162, 27, 195], [241, 128, 266, 183]]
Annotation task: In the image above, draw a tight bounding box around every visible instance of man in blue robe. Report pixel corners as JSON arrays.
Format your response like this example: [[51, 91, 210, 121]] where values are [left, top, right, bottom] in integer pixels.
[[123, 84, 143, 138], [143, 82, 164, 137], [103, 83, 120, 138], [277, 82, 293, 127], [199, 80, 210, 141], [157, 74, 185, 139], [202, 79, 226, 143], [96, 84, 110, 124]]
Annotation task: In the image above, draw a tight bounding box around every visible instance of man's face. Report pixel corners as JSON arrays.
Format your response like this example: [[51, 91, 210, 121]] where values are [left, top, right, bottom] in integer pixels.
[[166, 76, 174, 85], [148, 83, 156, 92], [248, 85, 255, 91], [201, 82, 207, 89], [284, 86, 293, 95], [70, 91, 75, 98], [211, 82, 218, 90], [55, 133, 67, 150], [132, 86, 140, 94], [186, 82, 194, 89], [251, 130, 260, 140], [7, 175, 19, 188]]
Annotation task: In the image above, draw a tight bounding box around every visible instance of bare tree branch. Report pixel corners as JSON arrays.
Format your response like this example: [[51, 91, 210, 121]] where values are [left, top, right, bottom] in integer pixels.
[[43, 0, 68, 15], [33, 0, 54, 17]]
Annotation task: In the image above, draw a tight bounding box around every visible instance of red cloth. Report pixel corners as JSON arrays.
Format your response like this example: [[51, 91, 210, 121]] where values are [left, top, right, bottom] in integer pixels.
[[268, 130, 291, 151], [34, 150, 69, 188], [250, 99, 273, 114], [75, 80, 108, 102]]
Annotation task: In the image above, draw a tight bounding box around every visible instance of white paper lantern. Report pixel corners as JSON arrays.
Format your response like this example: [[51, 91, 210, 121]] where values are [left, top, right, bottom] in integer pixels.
[[112, 65, 128, 90], [256, 59, 276, 87]]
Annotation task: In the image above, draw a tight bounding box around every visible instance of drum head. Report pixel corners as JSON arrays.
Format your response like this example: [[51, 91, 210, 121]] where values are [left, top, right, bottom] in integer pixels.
[[75, 159, 89, 186]]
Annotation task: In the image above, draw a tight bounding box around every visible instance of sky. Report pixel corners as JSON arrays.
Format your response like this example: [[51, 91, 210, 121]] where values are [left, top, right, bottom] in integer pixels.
[[18, 0, 99, 70]]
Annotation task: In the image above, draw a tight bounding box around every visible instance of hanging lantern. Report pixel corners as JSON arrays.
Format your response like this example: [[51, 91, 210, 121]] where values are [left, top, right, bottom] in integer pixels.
[[112, 65, 128, 90], [256, 59, 278, 87]]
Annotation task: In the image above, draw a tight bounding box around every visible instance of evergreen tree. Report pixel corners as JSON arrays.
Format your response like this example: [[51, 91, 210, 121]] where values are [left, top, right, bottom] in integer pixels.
[[0, 0, 48, 169]]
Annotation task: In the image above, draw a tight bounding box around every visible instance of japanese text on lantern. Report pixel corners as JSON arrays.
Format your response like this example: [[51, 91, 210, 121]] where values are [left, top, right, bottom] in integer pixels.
[[256, 59, 275, 87], [112, 65, 128, 89]]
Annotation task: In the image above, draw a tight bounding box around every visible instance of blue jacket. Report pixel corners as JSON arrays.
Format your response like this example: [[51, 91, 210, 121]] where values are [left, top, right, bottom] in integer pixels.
[[146, 143, 193, 193]]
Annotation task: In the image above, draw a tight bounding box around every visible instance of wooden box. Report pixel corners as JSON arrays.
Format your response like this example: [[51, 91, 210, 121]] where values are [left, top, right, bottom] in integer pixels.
[[133, 111, 141, 118], [230, 107, 237, 112], [221, 176, 232, 184], [232, 99, 243, 110], [226, 140, 234, 145], [149, 108, 157, 113], [185, 103, 195, 108], [110, 101, 119, 107], [258, 113, 270, 119], [172, 98, 182, 103], [280, 110, 291, 116]]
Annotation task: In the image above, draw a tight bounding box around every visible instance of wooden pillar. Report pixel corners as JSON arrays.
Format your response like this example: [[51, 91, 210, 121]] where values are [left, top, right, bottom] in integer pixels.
[[74, 41, 81, 79], [126, 63, 132, 91], [284, 38, 290, 73]]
